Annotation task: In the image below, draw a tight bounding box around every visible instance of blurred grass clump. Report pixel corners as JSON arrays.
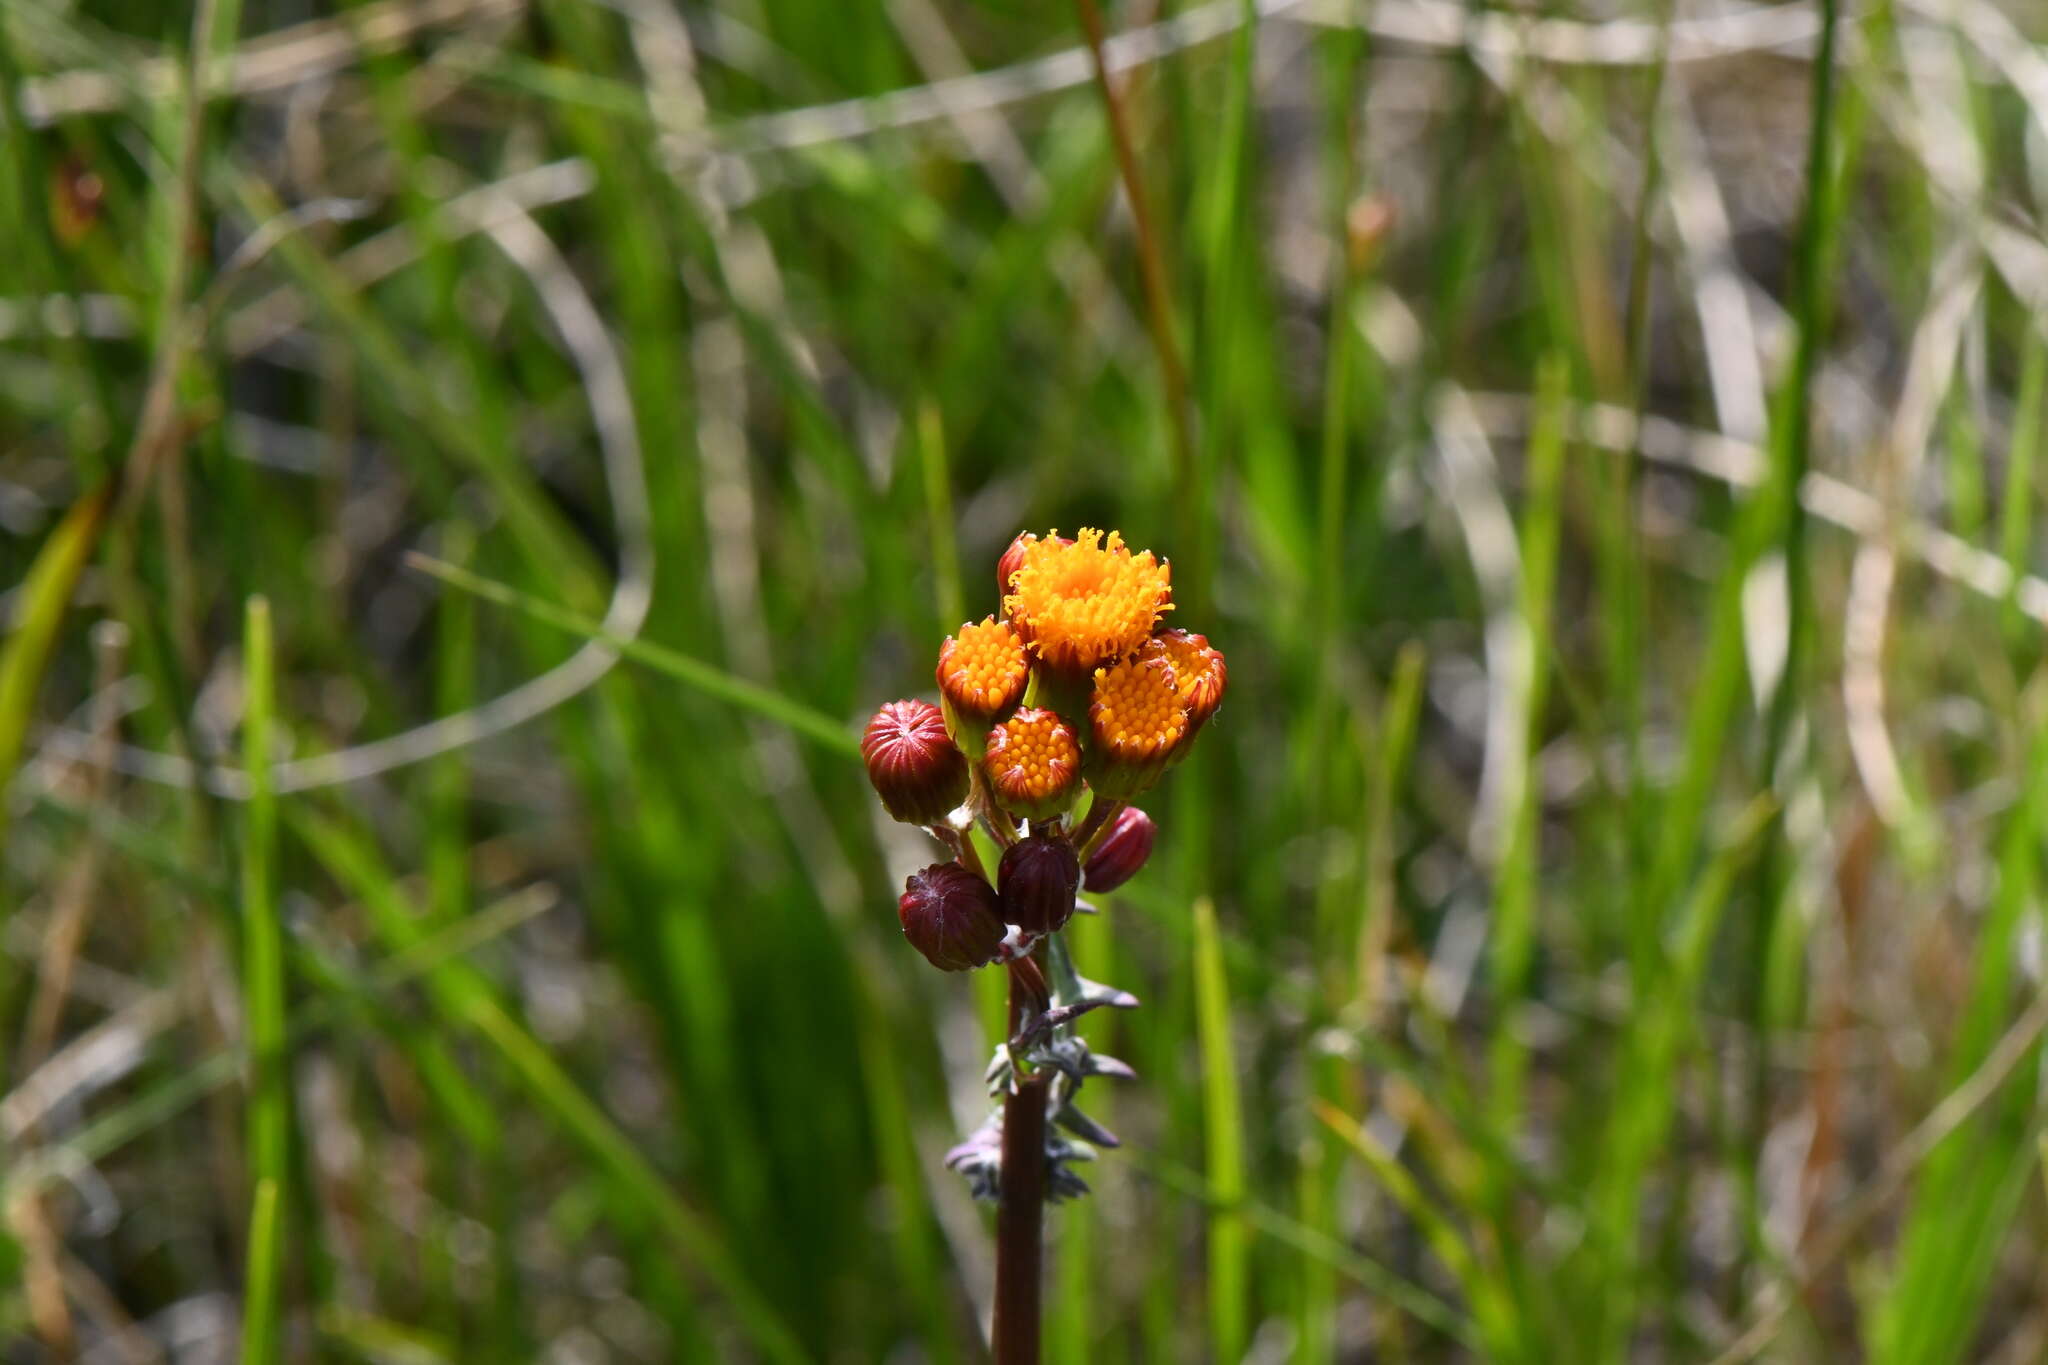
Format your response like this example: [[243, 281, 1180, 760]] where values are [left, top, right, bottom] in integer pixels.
[[10, 0, 2048, 1359]]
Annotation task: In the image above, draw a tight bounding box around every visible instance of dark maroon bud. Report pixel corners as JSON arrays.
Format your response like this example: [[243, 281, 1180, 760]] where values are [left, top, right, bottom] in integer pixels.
[[997, 835, 1081, 936], [1082, 806, 1155, 892], [862, 699, 969, 825], [899, 863, 1006, 972]]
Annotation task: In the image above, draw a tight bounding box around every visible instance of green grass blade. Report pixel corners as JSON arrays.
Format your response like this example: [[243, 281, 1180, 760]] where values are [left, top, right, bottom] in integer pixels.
[[0, 484, 110, 869], [1869, 686, 2048, 1364], [917, 399, 966, 635], [241, 1178, 283, 1365], [1192, 894, 1247, 1362], [1314, 1100, 1518, 1356], [238, 595, 288, 1365], [288, 806, 810, 1365], [405, 553, 861, 761], [2001, 326, 2044, 649]]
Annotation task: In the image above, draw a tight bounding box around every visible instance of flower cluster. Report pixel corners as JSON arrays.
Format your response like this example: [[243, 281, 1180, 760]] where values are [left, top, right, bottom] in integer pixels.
[[860, 529, 1225, 1201], [863, 529, 1226, 975]]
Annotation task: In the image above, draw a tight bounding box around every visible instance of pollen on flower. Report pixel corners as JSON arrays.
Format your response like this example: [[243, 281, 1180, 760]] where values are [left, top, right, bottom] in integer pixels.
[[1089, 654, 1187, 763], [936, 618, 1028, 722], [1003, 528, 1172, 674], [983, 706, 1082, 818]]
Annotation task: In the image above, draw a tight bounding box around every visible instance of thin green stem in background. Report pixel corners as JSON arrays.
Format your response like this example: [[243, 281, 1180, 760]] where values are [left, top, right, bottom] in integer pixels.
[[1071, 0, 1199, 559], [238, 595, 287, 1365], [1192, 895, 1247, 1363], [405, 553, 860, 761]]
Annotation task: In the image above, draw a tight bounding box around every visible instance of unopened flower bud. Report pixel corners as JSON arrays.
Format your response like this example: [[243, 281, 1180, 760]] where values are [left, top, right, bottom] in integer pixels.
[[862, 699, 969, 825], [899, 863, 1006, 971], [983, 707, 1082, 821], [936, 617, 1028, 731], [1086, 652, 1186, 801], [1083, 806, 1155, 892], [998, 835, 1081, 935]]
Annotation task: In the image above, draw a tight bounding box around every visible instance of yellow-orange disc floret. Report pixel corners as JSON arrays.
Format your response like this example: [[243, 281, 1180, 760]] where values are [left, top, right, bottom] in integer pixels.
[[936, 617, 1029, 725], [1003, 529, 1172, 675], [1151, 629, 1227, 739], [1087, 653, 1185, 800], [983, 707, 1082, 821]]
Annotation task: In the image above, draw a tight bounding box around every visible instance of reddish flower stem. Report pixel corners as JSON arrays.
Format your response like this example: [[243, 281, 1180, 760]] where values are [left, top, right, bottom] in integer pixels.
[[994, 964, 1049, 1365], [1073, 799, 1124, 860], [931, 823, 991, 884]]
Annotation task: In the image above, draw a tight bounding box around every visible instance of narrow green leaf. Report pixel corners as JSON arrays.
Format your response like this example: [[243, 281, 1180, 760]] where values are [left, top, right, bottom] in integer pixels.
[[238, 596, 288, 1365], [0, 484, 110, 861], [1192, 895, 1247, 1362], [405, 553, 861, 761]]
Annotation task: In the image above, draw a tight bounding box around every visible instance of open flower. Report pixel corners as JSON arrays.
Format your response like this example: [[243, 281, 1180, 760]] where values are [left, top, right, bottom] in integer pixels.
[[983, 706, 1082, 821], [997, 531, 1071, 597], [1003, 529, 1172, 676], [1151, 629, 1227, 747], [936, 617, 1029, 731], [1087, 651, 1186, 800]]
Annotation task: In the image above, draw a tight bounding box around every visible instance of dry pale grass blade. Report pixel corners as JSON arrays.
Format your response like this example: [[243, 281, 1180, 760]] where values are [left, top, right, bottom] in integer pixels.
[[1842, 252, 1979, 839], [1301, 0, 1823, 66], [18, 0, 527, 124], [1, 991, 183, 1143], [30, 199, 652, 799], [1661, 84, 1770, 444], [1708, 984, 2048, 1365], [1454, 391, 2048, 632], [1428, 388, 1529, 868], [20, 621, 129, 1075]]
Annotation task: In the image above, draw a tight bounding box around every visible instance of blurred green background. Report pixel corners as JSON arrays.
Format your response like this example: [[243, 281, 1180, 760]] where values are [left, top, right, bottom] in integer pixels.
[[9, 0, 2048, 1359]]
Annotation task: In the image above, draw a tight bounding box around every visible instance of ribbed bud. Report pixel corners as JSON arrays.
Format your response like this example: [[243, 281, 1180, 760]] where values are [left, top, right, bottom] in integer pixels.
[[862, 699, 969, 825], [983, 707, 1083, 821], [898, 863, 1006, 971], [998, 836, 1081, 936], [1082, 806, 1155, 892], [1086, 652, 1185, 801], [936, 617, 1029, 728]]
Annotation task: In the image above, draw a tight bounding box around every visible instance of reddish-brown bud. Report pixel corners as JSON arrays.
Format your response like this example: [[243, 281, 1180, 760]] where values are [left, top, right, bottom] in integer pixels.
[[1082, 806, 1155, 892], [998, 836, 1081, 936], [862, 699, 969, 825], [899, 863, 1006, 971]]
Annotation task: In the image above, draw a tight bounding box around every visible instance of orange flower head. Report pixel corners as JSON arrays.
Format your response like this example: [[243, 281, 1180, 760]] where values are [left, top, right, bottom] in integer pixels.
[[935, 617, 1028, 726], [1003, 528, 1172, 675], [1153, 629, 1227, 738], [997, 531, 1071, 597], [1087, 652, 1186, 800], [982, 706, 1082, 821]]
